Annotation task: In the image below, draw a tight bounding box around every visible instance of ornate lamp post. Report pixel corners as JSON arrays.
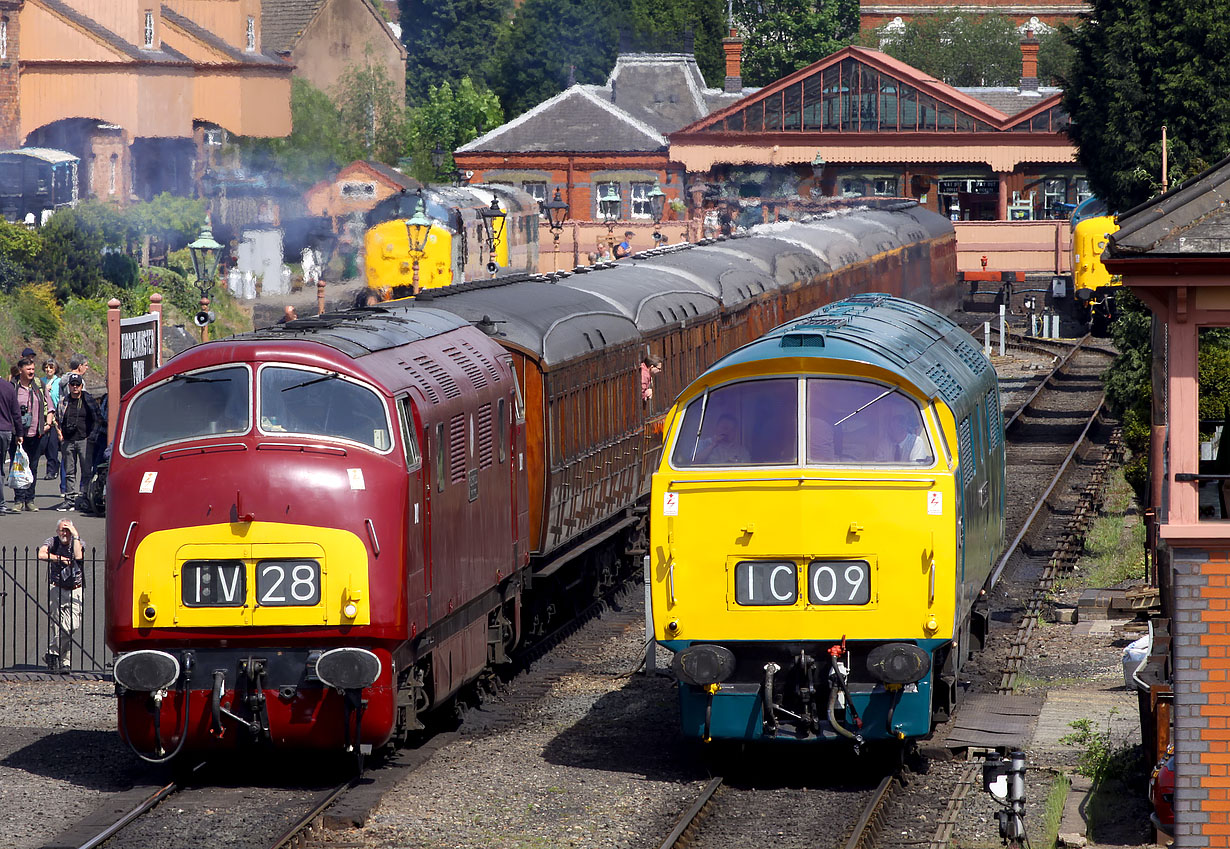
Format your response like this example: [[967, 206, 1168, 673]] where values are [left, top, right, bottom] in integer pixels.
[[542, 187, 569, 272], [405, 188, 433, 295], [598, 184, 621, 252], [478, 196, 506, 275], [648, 179, 667, 247], [431, 144, 446, 181], [188, 219, 222, 341]]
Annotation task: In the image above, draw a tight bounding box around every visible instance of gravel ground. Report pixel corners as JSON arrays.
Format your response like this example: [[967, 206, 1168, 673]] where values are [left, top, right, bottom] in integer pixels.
[[0, 677, 149, 849]]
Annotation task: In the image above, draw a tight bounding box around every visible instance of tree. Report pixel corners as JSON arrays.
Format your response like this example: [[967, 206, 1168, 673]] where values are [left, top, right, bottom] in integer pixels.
[[407, 78, 503, 181], [36, 207, 109, 300], [401, 0, 514, 106], [732, 0, 859, 87], [623, 0, 729, 87], [239, 77, 349, 187], [877, 13, 1021, 87], [489, 0, 620, 118], [332, 52, 412, 166], [1063, 0, 1230, 212], [130, 193, 209, 249]]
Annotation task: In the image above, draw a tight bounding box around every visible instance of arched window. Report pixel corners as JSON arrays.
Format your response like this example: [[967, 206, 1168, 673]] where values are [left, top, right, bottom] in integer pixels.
[[109, 154, 118, 195]]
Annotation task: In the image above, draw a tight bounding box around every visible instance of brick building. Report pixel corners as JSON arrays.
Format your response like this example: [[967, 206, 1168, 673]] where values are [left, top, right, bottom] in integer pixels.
[[6, 0, 292, 204], [453, 46, 751, 226], [261, 0, 406, 102], [1104, 154, 1230, 849]]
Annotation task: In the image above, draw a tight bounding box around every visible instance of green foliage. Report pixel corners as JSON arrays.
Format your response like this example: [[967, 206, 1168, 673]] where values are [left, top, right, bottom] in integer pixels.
[[401, 0, 514, 105], [238, 77, 349, 187], [1061, 715, 1141, 787], [733, 0, 858, 87], [489, 0, 620, 118], [623, 0, 730, 87], [876, 13, 1021, 86], [11, 282, 63, 345], [1037, 27, 1074, 85], [101, 251, 139, 289], [1063, 0, 1230, 212], [333, 52, 412, 166], [36, 206, 108, 300], [0, 219, 44, 267], [128, 193, 209, 249], [408, 78, 504, 181]]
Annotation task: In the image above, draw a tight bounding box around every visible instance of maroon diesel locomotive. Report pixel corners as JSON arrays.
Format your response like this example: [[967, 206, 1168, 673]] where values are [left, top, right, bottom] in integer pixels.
[[106, 309, 527, 760]]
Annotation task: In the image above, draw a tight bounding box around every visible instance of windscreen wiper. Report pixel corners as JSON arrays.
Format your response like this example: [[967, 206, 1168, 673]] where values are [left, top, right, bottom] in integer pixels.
[[282, 372, 339, 392]]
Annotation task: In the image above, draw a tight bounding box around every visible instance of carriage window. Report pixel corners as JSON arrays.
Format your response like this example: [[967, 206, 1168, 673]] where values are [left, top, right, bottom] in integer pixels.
[[436, 422, 445, 492], [807, 378, 933, 465], [498, 398, 507, 463], [671, 379, 797, 467], [396, 396, 421, 469], [121, 366, 250, 455], [259, 367, 390, 450]]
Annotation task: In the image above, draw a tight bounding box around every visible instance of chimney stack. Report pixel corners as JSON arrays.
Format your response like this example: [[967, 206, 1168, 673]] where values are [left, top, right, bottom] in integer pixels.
[[722, 27, 743, 94], [1019, 30, 1040, 92]]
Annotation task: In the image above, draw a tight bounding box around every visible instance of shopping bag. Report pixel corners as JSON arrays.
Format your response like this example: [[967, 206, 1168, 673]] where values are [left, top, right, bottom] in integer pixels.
[[6, 445, 32, 489]]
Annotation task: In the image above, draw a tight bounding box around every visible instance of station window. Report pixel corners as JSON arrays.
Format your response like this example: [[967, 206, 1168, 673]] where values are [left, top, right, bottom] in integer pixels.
[[1043, 178, 1067, 217], [630, 182, 654, 219], [246, 16, 256, 52], [521, 181, 547, 216], [594, 181, 621, 219], [2, 18, 9, 60], [144, 10, 154, 49]]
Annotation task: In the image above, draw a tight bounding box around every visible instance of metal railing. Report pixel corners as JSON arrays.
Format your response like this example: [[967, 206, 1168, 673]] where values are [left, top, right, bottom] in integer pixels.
[[0, 546, 112, 675]]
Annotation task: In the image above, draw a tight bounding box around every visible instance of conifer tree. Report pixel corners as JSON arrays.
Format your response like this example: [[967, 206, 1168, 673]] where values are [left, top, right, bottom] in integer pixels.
[[401, 0, 514, 106], [1064, 0, 1230, 211]]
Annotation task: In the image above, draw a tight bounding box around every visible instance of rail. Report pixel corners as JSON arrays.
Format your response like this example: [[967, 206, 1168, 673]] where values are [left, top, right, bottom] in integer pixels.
[[844, 772, 898, 849], [657, 776, 723, 849]]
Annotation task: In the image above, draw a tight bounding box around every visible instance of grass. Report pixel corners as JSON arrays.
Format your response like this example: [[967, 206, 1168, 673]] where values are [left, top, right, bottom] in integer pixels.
[[1036, 771, 1071, 849], [1055, 467, 1147, 593]]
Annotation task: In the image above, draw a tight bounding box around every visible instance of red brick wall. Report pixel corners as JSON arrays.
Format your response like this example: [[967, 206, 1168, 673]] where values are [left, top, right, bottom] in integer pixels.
[[0, 2, 22, 150]]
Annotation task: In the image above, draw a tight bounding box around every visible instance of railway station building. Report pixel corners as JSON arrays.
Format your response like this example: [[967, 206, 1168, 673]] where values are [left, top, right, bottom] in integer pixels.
[[1105, 154, 1230, 848], [1, 0, 292, 204]]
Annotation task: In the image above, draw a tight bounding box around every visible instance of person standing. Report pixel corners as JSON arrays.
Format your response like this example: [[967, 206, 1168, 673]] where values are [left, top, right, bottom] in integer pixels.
[[39, 517, 84, 672], [41, 359, 62, 481], [0, 375, 19, 515], [54, 373, 101, 512], [13, 355, 51, 510]]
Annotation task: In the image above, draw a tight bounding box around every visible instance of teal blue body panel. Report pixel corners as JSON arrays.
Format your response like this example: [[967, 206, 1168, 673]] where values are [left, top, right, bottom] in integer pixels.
[[664, 638, 947, 743]]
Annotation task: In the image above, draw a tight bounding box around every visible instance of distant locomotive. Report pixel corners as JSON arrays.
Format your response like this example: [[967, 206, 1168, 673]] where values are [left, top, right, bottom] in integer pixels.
[[362, 184, 539, 294], [106, 200, 960, 761], [1070, 198, 1119, 333], [650, 295, 1005, 745]]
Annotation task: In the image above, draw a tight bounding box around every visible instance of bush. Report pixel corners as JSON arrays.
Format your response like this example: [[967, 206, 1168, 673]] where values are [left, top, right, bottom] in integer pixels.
[[11, 281, 63, 345]]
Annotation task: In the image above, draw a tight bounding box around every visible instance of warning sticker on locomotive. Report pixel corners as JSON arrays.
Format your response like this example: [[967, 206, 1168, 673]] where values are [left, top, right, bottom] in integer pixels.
[[927, 491, 942, 515], [663, 491, 679, 516], [348, 468, 366, 490], [139, 471, 157, 493]]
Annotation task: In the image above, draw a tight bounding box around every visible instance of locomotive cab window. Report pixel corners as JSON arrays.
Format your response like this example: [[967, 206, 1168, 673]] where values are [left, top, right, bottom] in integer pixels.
[[121, 366, 251, 456], [396, 396, 421, 470], [671, 379, 797, 467], [259, 366, 391, 451], [807, 378, 933, 466]]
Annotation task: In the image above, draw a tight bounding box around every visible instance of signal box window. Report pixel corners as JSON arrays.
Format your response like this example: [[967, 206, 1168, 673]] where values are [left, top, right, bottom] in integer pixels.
[[121, 366, 250, 455], [259, 366, 390, 450], [671, 379, 797, 467], [808, 378, 932, 466]]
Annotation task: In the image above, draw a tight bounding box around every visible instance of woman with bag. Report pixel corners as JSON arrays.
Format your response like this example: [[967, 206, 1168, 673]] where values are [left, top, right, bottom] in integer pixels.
[[12, 355, 52, 510], [0, 372, 19, 514]]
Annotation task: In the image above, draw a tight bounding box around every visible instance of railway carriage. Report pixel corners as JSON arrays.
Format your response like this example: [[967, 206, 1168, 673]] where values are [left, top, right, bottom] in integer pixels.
[[650, 294, 1005, 745], [106, 200, 963, 761]]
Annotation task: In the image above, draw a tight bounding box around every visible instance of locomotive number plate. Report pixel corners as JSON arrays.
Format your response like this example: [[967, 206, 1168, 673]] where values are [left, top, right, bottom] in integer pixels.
[[734, 561, 798, 606], [807, 560, 871, 606], [256, 560, 322, 607], [182, 560, 247, 607]]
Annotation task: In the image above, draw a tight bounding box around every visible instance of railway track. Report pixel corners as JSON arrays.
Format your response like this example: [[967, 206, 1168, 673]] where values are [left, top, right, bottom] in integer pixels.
[[657, 763, 897, 849], [877, 335, 1121, 849]]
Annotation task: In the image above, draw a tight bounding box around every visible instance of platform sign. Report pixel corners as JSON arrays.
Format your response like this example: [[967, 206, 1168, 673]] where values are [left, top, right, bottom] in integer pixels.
[[118, 313, 160, 396]]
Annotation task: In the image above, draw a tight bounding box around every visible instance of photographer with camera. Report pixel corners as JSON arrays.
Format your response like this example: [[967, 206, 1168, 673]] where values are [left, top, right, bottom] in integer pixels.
[[38, 517, 85, 672]]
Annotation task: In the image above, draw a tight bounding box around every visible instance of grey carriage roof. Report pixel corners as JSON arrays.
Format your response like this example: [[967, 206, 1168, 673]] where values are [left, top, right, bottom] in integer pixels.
[[557, 262, 721, 332], [226, 306, 473, 358], [409, 279, 641, 366]]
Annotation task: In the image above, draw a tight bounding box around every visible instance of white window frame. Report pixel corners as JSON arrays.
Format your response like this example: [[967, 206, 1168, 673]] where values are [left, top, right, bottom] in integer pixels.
[[144, 10, 155, 49], [630, 182, 654, 219], [1, 18, 9, 60], [594, 180, 621, 219], [108, 154, 118, 195], [521, 181, 547, 217], [246, 16, 256, 52]]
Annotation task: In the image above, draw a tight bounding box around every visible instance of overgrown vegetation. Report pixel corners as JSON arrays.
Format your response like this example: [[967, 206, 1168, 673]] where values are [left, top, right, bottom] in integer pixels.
[[1037, 772, 1071, 849], [1071, 468, 1147, 589], [1061, 713, 1147, 838]]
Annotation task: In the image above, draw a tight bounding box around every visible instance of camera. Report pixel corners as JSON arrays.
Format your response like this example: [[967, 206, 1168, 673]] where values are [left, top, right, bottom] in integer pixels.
[[20, 405, 27, 415]]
